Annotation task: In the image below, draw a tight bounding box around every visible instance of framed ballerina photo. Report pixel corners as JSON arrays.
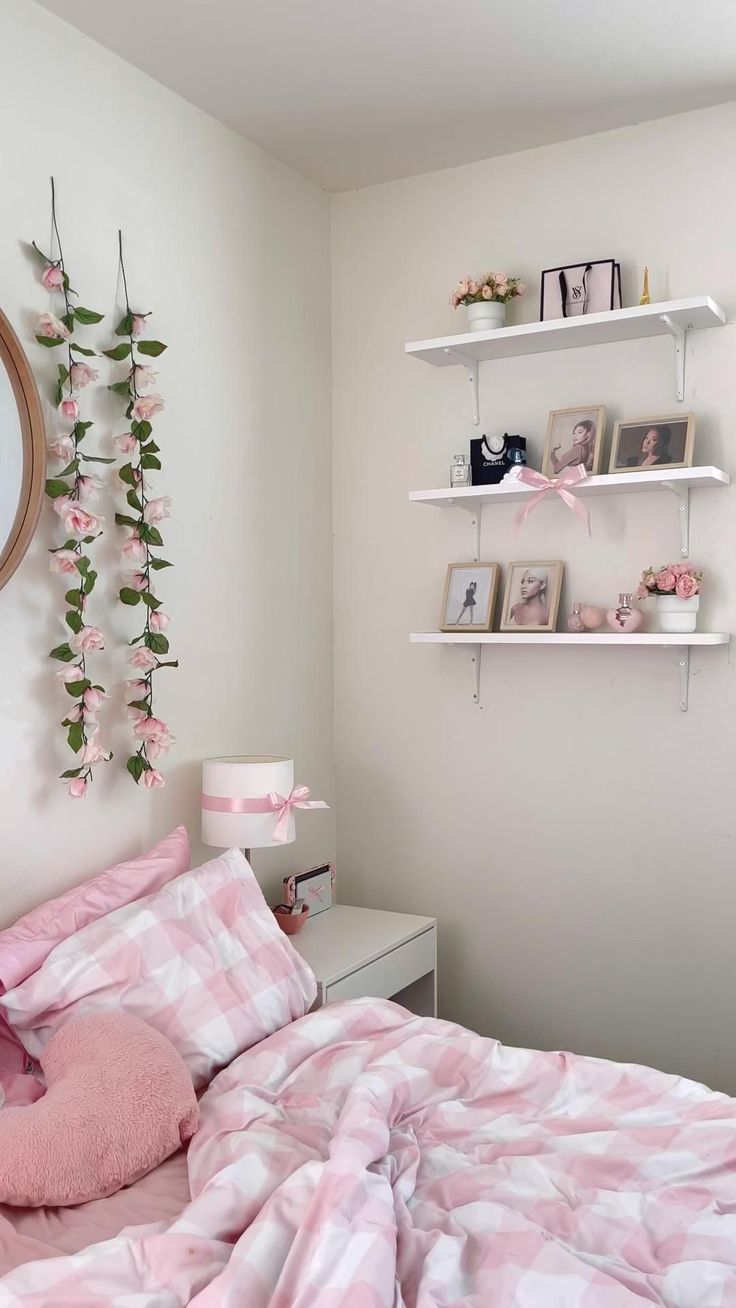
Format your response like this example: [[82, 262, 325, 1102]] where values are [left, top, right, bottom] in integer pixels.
[[440, 563, 500, 633], [608, 414, 695, 474], [542, 405, 606, 478], [499, 561, 564, 633]]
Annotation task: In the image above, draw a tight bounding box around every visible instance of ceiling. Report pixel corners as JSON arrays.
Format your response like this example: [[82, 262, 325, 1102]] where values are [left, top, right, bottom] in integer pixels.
[[34, 0, 736, 191]]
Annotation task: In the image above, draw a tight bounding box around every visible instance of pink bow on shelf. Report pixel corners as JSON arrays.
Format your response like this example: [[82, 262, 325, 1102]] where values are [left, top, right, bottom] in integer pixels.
[[201, 784, 329, 843], [505, 463, 591, 535]]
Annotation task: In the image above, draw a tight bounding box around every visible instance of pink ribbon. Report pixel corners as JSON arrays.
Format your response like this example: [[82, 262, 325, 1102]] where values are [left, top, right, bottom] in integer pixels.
[[505, 464, 591, 535], [201, 784, 329, 843]]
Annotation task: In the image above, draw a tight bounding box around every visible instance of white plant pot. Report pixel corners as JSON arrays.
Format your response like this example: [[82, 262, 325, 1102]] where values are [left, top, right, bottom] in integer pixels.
[[466, 300, 506, 333], [655, 594, 699, 633]]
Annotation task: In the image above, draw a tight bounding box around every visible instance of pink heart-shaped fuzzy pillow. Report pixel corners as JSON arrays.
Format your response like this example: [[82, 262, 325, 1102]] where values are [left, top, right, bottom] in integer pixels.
[[0, 1013, 199, 1206]]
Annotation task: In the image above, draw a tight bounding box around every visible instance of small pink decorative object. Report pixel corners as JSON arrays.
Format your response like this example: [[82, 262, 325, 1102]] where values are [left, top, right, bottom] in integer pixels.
[[0, 1014, 198, 1207], [273, 904, 310, 936], [505, 464, 591, 535], [606, 593, 643, 633], [567, 603, 585, 633], [581, 605, 605, 630]]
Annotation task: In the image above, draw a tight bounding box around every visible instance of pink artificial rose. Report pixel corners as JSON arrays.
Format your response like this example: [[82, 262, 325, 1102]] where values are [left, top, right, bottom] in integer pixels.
[[675, 573, 699, 599], [68, 777, 87, 799], [54, 500, 102, 537], [41, 264, 65, 291], [655, 568, 677, 593], [127, 706, 148, 727], [83, 686, 106, 713], [134, 716, 176, 759], [59, 398, 79, 421], [493, 271, 508, 283], [671, 562, 696, 577], [143, 496, 171, 525], [515, 281, 527, 296], [481, 284, 493, 300], [47, 432, 75, 461], [72, 625, 105, 654], [131, 314, 147, 339], [129, 646, 158, 672], [149, 610, 170, 633], [457, 279, 469, 297], [635, 584, 648, 600], [467, 281, 479, 296], [126, 679, 150, 698], [134, 364, 158, 390], [121, 532, 147, 563], [80, 740, 112, 766], [128, 571, 148, 591], [56, 662, 85, 684], [142, 768, 165, 788], [36, 311, 70, 341], [49, 548, 80, 577], [76, 475, 101, 503], [131, 393, 165, 421], [69, 362, 98, 390], [114, 431, 137, 454]]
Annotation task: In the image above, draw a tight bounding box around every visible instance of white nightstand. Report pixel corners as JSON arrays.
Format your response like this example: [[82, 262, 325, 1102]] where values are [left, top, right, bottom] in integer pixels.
[[292, 905, 437, 1017]]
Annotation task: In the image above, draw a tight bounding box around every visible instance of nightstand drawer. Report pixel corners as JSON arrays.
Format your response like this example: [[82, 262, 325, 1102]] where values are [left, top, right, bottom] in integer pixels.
[[324, 926, 436, 1005]]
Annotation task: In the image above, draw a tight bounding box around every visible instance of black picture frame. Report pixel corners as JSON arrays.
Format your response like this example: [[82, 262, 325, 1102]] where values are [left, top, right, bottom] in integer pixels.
[[540, 258, 622, 321]]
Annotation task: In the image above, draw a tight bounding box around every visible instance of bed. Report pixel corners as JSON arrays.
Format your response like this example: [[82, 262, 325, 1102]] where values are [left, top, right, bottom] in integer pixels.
[[0, 841, 735, 1305]]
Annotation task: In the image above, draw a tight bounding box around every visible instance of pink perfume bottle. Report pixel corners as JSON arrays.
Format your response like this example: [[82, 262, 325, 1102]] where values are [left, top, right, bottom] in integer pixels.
[[606, 593, 643, 633], [567, 602, 585, 633]]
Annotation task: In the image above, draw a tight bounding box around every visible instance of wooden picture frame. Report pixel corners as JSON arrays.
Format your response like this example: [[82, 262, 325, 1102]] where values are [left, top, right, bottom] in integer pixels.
[[608, 414, 695, 474], [499, 561, 564, 633], [0, 309, 46, 593], [542, 405, 606, 479], [440, 562, 499, 632]]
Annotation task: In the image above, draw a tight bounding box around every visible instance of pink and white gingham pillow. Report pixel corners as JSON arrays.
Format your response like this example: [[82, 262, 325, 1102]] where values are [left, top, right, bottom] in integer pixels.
[[0, 849, 316, 1090]]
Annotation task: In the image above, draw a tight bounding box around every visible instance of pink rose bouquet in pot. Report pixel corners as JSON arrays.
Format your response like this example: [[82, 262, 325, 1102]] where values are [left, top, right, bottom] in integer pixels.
[[450, 271, 526, 334], [636, 562, 703, 634]]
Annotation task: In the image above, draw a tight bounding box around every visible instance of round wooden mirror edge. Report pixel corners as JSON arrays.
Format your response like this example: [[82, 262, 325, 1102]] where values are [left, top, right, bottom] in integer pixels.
[[0, 308, 47, 592]]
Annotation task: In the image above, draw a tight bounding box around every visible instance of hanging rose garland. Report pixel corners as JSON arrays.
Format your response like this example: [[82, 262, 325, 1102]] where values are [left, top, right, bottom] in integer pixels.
[[106, 231, 177, 789], [31, 178, 113, 798]]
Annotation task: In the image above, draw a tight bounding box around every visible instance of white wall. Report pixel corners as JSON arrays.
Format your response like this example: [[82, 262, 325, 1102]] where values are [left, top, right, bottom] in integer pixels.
[[0, 0, 334, 918], [333, 103, 736, 1091]]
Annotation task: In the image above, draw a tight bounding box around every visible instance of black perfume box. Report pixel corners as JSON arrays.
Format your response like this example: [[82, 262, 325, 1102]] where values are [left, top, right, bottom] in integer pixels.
[[470, 434, 527, 485]]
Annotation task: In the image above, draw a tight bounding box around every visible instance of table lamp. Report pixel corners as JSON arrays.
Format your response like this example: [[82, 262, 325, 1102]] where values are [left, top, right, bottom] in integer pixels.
[[201, 755, 328, 860]]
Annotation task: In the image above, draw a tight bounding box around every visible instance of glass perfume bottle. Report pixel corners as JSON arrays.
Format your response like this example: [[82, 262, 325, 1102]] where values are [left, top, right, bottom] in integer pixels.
[[567, 602, 585, 633], [450, 454, 471, 489], [606, 592, 643, 633]]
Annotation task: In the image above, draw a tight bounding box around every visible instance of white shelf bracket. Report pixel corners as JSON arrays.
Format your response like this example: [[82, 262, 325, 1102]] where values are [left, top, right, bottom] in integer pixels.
[[471, 645, 482, 706], [444, 348, 480, 425], [661, 481, 690, 557], [679, 647, 691, 712], [659, 313, 687, 402]]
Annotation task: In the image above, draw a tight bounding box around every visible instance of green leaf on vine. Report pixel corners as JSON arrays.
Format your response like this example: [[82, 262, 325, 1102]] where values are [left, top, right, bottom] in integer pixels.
[[127, 754, 145, 782], [65, 610, 83, 634], [74, 421, 93, 440], [120, 587, 142, 606], [84, 570, 97, 595], [61, 312, 74, 333], [57, 364, 70, 383], [64, 588, 83, 609], [82, 534, 99, 543], [74, 306, 104, 325], [61, 767, 83, 778], [76, 556, 89, 574], [115, 513, 138, 527], [70, 342, 97, 357], [136, 421, 152, 441], [49, 540, 77, 553], [141, 592, 162, 610], [127, 698, 150, 712], [141, 453, 161, 470], [68, 722, 84, 753], [65, 678, 90, 698], [156, 659, 179, 669], [109, 380, 133, 397], [139, 524, 163, 546], [80, 454, 116, 464], [116, 313, 134, 338], [127, 489, 143, 512], [136, 340, 167, 357], [118, 463, 137, 487], [149, 558, 173, 570], [144, 632, 169, 654], [103, 342, 132, 361], [30, 241, 51, 265], [36, 334, 65, 348], [140, 440, 159, 454], [45, 478, 71, 499], [50, 642, 74, 661], [57, 459, 79, 478]]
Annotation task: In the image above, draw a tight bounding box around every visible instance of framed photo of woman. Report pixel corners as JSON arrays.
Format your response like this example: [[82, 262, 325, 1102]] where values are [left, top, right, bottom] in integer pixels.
[[608, 414, 695, 474], [499, 561, 564, 633], [542, 405, 606, 478], [440, 562, 499, 632]]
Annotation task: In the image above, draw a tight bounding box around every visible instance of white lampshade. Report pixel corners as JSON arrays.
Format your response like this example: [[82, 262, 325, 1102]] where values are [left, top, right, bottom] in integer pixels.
[[201, 755, 295, 849]]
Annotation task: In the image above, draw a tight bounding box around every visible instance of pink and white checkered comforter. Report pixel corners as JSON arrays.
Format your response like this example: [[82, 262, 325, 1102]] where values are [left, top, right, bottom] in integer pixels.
[[2, 997, 736, 1306]]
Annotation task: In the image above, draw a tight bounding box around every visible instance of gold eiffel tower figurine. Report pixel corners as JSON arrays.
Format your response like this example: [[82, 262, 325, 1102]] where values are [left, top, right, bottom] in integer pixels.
[[639, 266, 651, 306]]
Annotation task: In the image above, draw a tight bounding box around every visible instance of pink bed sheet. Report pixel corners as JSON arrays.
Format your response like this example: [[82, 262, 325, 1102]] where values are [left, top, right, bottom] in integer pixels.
[[0, 1150, 190, 1277], [2, 998, 736, 1305]]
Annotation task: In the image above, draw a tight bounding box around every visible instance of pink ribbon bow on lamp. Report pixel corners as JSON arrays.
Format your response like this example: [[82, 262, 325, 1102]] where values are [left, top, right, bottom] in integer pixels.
[[505, 463, 591, 535], [266, 785, 328, 843]]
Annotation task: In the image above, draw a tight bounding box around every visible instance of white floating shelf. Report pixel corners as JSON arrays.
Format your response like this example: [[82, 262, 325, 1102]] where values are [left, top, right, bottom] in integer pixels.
[[410, 632, 729, 646], [410, 465, 730, 510], [405, 296, 727, 417]]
